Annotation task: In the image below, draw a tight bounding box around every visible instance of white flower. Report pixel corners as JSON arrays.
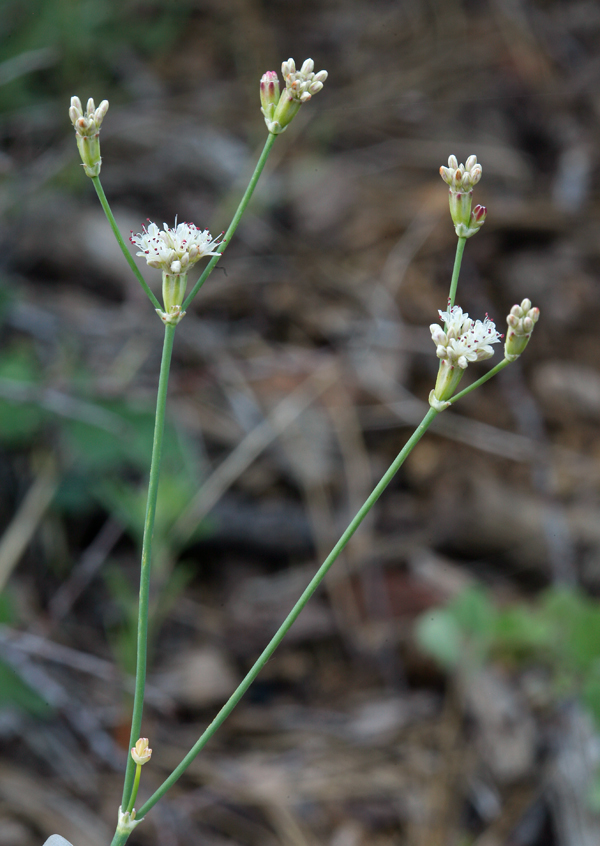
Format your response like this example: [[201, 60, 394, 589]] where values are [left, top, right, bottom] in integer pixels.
[[430, 305, 502, 369], [281, 58, 328, 103], [130, 220, 223, 275]]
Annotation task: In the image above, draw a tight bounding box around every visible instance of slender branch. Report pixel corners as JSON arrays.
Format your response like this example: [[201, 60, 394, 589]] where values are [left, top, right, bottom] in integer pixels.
[[91, 176, 162, 311], [447, 236, 466, 311], [448, 357, 511, 404], [121, 323, 176, 809], [182, 132, 277, 311], [110, 832, 130, 846], [135, 407, 438, 818], [126, 764, 142, 814]]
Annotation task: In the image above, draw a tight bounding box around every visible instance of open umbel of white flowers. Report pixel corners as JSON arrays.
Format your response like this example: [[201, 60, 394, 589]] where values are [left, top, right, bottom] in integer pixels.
[[130, 220, 223, 325], [429, 305, 502, 407], [130, 220, 223, 275], [431, 306, 501, 370]]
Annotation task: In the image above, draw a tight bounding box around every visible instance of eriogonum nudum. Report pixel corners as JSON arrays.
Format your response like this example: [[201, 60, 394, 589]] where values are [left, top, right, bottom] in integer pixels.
[[261, 58, 328, 134], [440, 154, 486, 238], [69, 96, 109, 177], [130, 220, 223, 324], [430, 305, 502, 405], [505, 298, 540, 361]]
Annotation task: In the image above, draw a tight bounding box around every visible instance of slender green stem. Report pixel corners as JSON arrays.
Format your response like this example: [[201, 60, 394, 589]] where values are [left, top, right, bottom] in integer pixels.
[[448, 357, 512, 404], [182, 132, 277, 311], [121, 323, 176, 809], [447, 236, 466, 311], [126, 764, 142, 815], [110, 832, 130, 846], [135, 408, 438, 818], [91, 176, 162, 311]]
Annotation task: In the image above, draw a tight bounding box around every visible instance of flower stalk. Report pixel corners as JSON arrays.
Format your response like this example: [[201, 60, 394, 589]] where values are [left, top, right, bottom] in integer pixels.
[[91, 177, 162, 311], [182, 131, 277, 310], [121, 325, 175, 811]]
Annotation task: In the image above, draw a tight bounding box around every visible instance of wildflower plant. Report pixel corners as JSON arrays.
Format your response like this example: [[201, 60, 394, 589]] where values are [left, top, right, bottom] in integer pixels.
[[62, 58, 540, 845]]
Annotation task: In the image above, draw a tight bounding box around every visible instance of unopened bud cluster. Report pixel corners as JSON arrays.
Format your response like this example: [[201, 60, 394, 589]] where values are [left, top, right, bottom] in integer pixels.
[[505, 299, 540, 361], [69, 96, 109, 177], [260, 58, 327, 134], [440, 155, 486, 238]]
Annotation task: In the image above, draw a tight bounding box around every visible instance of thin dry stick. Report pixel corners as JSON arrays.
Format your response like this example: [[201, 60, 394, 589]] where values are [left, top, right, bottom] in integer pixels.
[[48, 517, 124, 622], [172, 363, 339, 546], [0, 455, 59, 594]]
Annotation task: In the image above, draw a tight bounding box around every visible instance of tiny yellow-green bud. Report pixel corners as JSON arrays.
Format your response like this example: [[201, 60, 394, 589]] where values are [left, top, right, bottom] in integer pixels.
[[131, 737, 152, 765]]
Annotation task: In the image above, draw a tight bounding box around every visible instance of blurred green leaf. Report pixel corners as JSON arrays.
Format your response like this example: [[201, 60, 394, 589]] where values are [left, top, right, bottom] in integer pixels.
[[450, 586, 494, 638], [0, 399, 45, 444], [415, 609, 462, 669], [0, 660, 53, 717], [0, 590, 17, 624]]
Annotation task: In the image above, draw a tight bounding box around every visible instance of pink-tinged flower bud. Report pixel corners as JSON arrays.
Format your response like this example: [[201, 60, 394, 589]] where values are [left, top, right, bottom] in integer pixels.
[[504, 299, 540, 361], [69, 95, 109, 177], [472, 204, 486, 223], [260, 71, 280, 116], [131, 737, 152, 765]]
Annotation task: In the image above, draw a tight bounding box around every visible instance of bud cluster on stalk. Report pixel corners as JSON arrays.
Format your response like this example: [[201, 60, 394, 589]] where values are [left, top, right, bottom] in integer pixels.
[[505, 298, 540, 360], [439, 154, 486, 238], [260, 58, 328, 134], [69, 96, 109, 177]]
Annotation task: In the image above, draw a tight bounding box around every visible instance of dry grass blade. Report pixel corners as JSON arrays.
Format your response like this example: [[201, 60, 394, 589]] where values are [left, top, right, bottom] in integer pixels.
[[173, 363, 338, 546], [0, 455, 59, 594]]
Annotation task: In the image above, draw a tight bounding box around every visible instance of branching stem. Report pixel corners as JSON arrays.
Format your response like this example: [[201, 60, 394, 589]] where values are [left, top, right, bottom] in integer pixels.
[[91, 177, 162, 311], [448, 357, 512, 404], [135, 407, 439, 819], [182, 132, 277, 310]]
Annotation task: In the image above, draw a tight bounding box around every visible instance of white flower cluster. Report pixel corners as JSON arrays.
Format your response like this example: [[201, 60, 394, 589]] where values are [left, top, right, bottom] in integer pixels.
[[439, 155, 482, 192], [130, 220, 223, 275], [430, 305, 502, 369], [69, 96, 109, 137], [281, 58, 328, 103]]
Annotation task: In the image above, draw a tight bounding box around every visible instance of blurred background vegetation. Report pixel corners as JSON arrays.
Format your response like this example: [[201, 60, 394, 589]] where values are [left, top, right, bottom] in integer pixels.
[[2, 1, 600, 845]]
